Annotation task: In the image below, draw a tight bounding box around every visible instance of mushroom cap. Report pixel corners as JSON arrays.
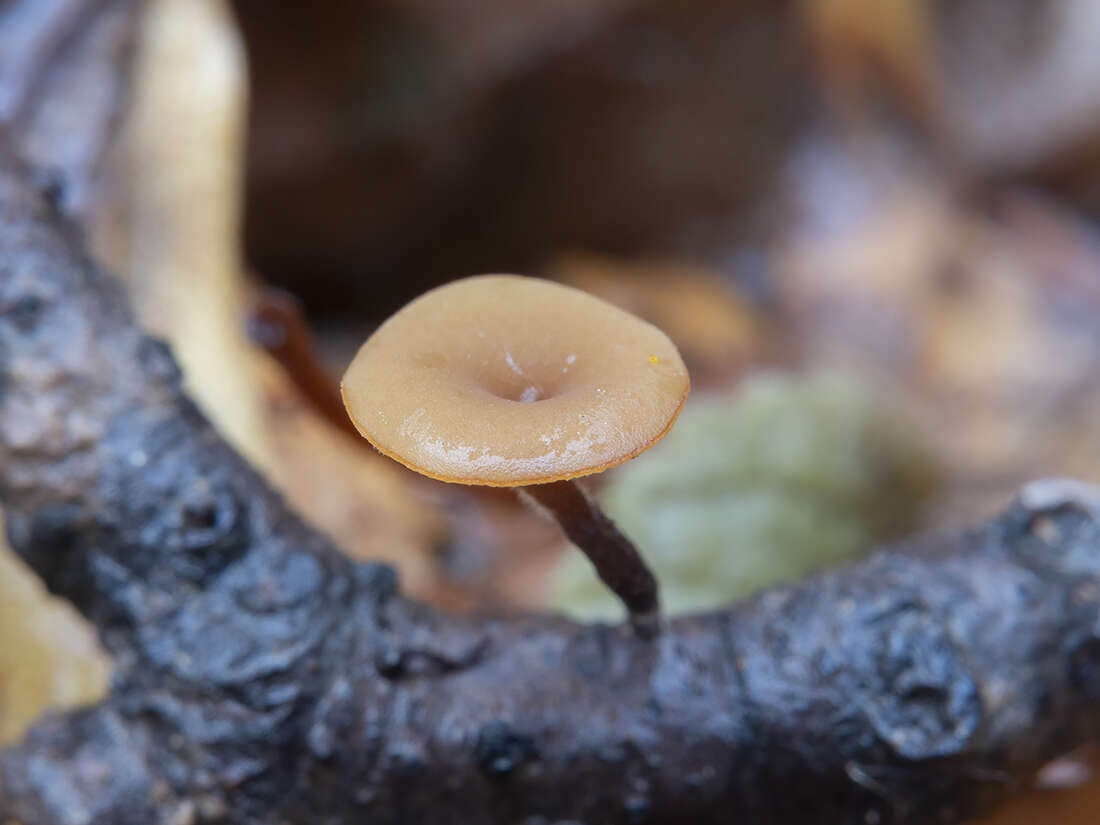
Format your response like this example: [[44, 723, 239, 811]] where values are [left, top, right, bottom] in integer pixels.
[[341, 275, 690, 486]]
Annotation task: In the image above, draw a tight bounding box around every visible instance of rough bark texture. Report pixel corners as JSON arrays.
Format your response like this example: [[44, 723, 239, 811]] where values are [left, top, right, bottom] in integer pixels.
[[3, 139, 1100, 825]]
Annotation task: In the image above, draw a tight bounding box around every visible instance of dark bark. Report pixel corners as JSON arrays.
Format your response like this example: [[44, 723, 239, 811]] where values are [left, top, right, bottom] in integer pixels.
[[3, 141, 1100, 825]]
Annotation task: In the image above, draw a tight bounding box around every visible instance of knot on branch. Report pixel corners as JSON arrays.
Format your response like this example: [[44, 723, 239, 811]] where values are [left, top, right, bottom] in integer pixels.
[[866, 607, 980, 760], [475, 721, 539, 781]]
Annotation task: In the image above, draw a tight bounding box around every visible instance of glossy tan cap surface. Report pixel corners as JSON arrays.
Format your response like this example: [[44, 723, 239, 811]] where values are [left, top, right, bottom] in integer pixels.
[[341, 275, 690, 486]]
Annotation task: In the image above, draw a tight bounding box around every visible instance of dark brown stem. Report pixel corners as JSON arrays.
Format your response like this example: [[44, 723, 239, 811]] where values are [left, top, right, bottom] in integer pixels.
[[520, 479, 660, 636]]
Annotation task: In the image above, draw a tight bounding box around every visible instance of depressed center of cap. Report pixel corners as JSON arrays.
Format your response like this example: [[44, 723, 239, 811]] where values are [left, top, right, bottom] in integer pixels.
[[341, 274, 691, 486]]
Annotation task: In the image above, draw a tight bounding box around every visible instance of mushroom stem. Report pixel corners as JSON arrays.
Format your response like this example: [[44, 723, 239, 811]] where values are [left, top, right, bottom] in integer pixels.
[[520, 480, 660, 637]]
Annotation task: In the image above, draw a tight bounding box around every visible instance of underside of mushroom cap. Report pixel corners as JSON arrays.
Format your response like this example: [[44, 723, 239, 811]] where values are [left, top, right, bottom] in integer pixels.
[[341, 275, 690, 486]]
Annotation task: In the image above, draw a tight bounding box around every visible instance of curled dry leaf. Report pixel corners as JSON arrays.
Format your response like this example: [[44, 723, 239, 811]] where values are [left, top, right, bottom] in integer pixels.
[[96, 0, 269, 465]]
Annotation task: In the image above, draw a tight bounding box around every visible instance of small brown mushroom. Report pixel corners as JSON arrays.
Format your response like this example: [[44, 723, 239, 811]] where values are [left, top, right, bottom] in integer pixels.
[[341, 275, 690, 634]]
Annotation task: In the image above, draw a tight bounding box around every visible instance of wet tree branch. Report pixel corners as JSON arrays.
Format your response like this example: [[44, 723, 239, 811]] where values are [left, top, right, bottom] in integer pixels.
[[2, 137, 1100, 825]]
